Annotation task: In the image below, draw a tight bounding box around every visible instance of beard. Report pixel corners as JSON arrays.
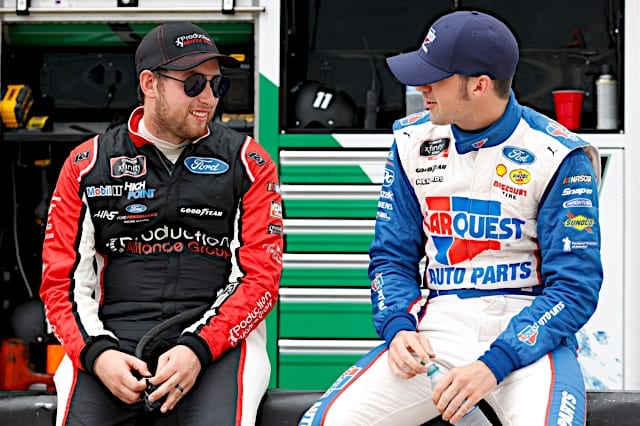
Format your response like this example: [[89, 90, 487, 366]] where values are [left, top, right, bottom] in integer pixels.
[[153, 85, 211, 142]]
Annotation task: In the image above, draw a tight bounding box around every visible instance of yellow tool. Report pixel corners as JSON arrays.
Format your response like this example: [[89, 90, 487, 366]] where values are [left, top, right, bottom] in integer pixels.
[[0, 84, 34, 128]]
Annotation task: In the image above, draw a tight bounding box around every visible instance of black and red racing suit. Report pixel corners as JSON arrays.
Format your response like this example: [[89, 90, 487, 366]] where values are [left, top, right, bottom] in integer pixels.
[[40, 106, 283, 376]]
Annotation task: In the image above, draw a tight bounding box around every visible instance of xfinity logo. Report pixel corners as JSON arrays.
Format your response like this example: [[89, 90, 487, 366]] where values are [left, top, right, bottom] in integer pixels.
[[111, 156, 146, 178], [184, 157, 229, 174]]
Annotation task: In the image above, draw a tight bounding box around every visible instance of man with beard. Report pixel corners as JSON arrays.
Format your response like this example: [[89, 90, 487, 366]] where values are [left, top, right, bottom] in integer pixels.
[[40, 22, 283, 425]]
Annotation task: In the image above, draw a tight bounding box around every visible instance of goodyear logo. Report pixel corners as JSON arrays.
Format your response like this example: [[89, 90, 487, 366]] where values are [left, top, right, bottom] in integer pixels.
[[509, 168, 531, 185]]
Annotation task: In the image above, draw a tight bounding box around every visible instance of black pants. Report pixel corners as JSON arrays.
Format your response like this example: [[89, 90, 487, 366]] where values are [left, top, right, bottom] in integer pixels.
[[63, 345, 243, 426]]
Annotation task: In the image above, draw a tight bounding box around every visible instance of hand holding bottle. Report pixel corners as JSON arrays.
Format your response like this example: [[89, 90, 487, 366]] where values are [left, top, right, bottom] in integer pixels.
[[427, 361, 493, 425]]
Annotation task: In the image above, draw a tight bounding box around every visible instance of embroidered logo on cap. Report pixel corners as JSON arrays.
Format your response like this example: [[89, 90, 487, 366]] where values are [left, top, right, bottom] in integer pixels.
[[175, 32, 213, 48], [422, 27, 436, 53]]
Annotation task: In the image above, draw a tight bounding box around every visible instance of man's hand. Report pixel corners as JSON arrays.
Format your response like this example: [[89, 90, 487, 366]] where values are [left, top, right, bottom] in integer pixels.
[[146, 345, 202, 413], [388, 330, 435, 379], [431, 360, 497, 424], [93, 349, 150, 404]]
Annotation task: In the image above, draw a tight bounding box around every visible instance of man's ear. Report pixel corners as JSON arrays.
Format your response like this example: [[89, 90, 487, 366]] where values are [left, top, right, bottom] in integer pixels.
[[472, 75, 493, 95], [138, 70, 158, 99]]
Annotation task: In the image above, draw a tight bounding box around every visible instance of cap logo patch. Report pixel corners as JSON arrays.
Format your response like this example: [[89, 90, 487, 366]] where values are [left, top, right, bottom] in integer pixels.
[[422, 27, 436, 53], [175, 32, 213, 48]]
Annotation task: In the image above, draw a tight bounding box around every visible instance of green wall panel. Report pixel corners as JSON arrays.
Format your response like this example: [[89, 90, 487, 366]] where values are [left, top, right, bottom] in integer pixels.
[[258, 74, 280, 162], [281, 267, 369, 288], [280, 165, 373, 184], [283, 198, 376, 218], [278, 354, 361, 390], [285, 234, 373, 253], [279, 302, 376, 339], [278, 134, 343, 149]]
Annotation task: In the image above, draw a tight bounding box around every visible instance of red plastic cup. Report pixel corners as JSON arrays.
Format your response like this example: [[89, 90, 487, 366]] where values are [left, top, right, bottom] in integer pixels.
[[552, 90, 585, 130]]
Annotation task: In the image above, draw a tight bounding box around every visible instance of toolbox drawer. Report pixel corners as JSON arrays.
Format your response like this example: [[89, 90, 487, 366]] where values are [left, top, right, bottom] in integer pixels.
[[284, 219, 374, 253], [281, 253, 370, 288], [279, 288, 376, 339]]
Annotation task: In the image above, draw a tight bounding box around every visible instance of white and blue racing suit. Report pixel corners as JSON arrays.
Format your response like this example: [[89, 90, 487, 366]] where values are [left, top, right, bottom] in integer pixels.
[[300, 92, 602, 426]]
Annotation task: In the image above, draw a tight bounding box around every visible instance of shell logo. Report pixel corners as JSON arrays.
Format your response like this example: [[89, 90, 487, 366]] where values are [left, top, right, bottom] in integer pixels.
[[509, 168, 531, 185], [496, 164, 507, 177]]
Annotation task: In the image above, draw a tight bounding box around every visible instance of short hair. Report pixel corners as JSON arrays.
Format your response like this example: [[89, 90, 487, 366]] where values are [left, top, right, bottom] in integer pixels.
[[493, 78, 512, 99]]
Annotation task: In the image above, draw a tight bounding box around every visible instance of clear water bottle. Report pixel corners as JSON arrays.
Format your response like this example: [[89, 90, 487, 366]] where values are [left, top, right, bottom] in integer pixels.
[[427, 363, 492, 425]]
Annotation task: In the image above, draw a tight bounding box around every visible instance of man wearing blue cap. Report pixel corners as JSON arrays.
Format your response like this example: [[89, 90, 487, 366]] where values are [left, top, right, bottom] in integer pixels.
[[299, 10, 602, 426]]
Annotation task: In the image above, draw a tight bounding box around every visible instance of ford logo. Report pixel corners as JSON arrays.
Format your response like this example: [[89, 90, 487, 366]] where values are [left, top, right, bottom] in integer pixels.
[[502, 146, 536, 165], [126, 204, 147, 213], [184, 157, 229, 175]]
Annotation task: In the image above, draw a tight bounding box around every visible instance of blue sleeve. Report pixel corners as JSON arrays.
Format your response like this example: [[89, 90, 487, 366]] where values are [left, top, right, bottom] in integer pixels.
[[479, 148, 602, 382], [368, 142, 427, 345]]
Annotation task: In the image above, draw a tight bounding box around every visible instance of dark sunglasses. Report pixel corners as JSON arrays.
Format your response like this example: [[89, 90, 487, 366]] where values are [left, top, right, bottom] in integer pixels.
[[156, 72, 231, 98]]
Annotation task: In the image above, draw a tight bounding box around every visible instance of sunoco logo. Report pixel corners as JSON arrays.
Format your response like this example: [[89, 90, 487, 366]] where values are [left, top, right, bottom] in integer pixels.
[[563, 212, 595, 232], [184, 157, 229, 175]]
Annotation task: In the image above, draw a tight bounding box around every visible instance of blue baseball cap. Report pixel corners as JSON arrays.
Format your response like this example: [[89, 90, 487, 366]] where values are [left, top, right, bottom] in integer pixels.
[[386, 11, 519, 86]]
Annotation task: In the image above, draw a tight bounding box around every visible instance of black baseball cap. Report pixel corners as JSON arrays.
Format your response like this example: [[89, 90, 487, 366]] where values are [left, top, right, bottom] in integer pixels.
[[135, 22, 241, 74], [386, 11, 519, 86]]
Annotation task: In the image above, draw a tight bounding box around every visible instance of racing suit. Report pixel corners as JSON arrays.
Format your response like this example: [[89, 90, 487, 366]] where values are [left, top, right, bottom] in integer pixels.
[[300, 93, 602, 426], [40, 107, 283, 425]]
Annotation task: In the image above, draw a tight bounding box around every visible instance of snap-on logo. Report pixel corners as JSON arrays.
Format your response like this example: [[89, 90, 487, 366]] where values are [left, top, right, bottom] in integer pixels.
[[502, 146, 536, 165], [184, 157, 229, 174], [126, 204, 147, 214]]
